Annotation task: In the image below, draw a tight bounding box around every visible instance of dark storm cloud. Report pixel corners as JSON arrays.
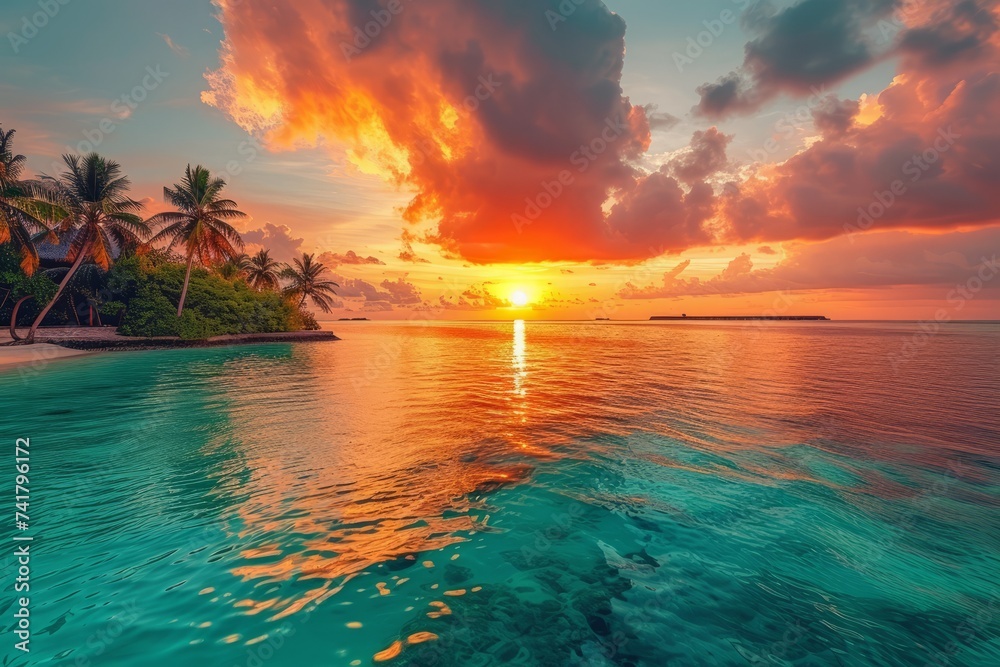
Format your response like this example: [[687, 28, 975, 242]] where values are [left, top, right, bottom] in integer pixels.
[[695, 0, 899, 117], [898, 0, 998, 67]]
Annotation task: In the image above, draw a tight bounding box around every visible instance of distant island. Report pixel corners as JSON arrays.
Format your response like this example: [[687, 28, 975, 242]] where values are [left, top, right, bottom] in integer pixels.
[[339, 318, 370, 321], [651, 315, 830, 321]]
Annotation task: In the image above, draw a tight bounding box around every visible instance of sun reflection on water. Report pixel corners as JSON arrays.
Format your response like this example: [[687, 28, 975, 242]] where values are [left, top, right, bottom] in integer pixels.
[[8, 321, 1000, 665], [512, 319, 526, 399]]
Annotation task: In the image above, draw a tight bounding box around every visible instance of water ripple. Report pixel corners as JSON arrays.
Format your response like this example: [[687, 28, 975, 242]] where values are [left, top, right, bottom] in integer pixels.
[[0, 321, 997, 665]]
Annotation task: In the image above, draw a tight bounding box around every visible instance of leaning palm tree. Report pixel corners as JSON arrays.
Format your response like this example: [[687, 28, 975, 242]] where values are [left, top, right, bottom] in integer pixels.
[[0, 127, 63, 275], [245, 249, 283, 291], [24, 153, 148, 342], [146, 165, 246, 316], [281, 253, 339, 313]]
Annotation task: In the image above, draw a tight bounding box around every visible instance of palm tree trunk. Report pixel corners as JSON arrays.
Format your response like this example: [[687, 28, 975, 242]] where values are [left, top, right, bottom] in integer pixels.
[[177, 251, 195, 317], [299, 292, 307, 308], [8, 296, 34, 342], [70, 294, 81, 325], [26, 240, 91, 343]]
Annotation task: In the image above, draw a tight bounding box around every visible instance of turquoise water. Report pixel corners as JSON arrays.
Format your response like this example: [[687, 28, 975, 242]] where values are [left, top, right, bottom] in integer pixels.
[[1, 321, 999, 666]]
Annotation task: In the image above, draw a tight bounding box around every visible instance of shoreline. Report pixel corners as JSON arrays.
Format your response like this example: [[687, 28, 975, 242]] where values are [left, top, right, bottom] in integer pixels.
[[0, 343, 94, 370], [0, 328, 339, 360]]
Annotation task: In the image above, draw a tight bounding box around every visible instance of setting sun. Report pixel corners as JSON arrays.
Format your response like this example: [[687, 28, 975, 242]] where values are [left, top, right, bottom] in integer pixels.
[[510, 290, 530, 307]]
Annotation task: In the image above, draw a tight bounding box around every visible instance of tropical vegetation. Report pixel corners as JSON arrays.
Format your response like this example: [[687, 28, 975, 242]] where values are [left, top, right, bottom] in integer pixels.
[[147, 164, 247, 316], [23, 153, 150, 342], [107, 252, 313, 339], [283, 253, 340, 313], [0, 127, 336, 343], [246, 249, 283, 291], [0, 127, 63, 275]]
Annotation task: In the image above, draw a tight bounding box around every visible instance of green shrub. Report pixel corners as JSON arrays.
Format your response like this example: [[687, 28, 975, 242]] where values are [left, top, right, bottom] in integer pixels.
[[114, 258, 303, 339], [294, 308, 321, 331], [1, 248, 309, 339], [0, 245, 58, 326], [116, 279, 181, 337]]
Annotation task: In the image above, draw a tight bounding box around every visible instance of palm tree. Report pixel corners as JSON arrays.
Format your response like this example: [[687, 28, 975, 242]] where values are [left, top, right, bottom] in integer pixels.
[[24, 153, 148, 343], [216, 252, 251, 281], [245, 249, 282, 291], [147, 165, 246, 316], [282, 253, 339, 313], [0, 127, 63, 275]]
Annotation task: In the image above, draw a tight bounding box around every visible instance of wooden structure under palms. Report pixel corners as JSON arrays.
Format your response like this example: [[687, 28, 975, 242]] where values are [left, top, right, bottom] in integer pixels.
[[22, 153, 149, 342]]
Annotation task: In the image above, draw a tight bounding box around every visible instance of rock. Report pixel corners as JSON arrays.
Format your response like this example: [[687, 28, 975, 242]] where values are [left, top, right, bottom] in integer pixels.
[[444, 563, 473, 585]]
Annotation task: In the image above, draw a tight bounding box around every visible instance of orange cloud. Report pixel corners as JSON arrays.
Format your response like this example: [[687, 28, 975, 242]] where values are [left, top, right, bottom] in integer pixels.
[[719, 0, 1000, 243], [203, 0, 726, 264], [204, 0, 1000, 267], [317, 250, 385, 268]]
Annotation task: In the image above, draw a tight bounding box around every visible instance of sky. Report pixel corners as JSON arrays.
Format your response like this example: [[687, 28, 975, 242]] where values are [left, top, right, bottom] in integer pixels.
[[1, 0, 998, 320]]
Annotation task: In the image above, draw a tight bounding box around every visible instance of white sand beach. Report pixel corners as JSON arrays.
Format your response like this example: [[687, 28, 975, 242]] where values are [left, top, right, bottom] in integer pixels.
[[0, 342, 92, 369]]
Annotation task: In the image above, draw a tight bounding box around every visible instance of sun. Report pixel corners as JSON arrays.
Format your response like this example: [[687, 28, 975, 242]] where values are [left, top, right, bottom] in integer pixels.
[[510, 290, 530, 307]]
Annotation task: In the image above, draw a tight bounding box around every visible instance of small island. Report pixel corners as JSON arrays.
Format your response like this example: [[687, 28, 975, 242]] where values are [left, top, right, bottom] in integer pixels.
[[1, 142, 341, 354], [651, 315, 830, 321]]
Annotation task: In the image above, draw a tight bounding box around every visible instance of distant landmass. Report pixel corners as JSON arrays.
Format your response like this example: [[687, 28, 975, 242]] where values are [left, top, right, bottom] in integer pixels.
[[650, 315, 830, 321]]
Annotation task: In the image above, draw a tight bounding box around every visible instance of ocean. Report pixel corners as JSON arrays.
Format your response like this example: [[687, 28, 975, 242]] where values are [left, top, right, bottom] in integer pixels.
[[2, 321, 998, 666]]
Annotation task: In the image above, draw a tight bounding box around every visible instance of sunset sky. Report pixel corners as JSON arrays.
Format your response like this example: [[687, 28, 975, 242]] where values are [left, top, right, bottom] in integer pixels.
[[2, 0, 998, 320]]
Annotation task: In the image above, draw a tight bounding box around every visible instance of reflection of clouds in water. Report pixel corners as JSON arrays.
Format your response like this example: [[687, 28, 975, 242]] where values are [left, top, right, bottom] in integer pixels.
[[214, 320, 998, 625], [206, 329, 543, 625], [11, 322, 1000, 665], [149, 323, 1000, 663]]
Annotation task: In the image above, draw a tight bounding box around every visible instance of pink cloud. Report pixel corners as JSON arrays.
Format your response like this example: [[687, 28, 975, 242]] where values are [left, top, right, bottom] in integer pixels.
[[317, 250, 385, 268], [620, 227, 1000, 298], [241, 223, 304, 262]]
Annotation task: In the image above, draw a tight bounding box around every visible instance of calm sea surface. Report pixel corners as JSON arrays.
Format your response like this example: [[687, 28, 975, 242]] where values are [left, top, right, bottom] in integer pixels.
[[1, 321, 999, 666]]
